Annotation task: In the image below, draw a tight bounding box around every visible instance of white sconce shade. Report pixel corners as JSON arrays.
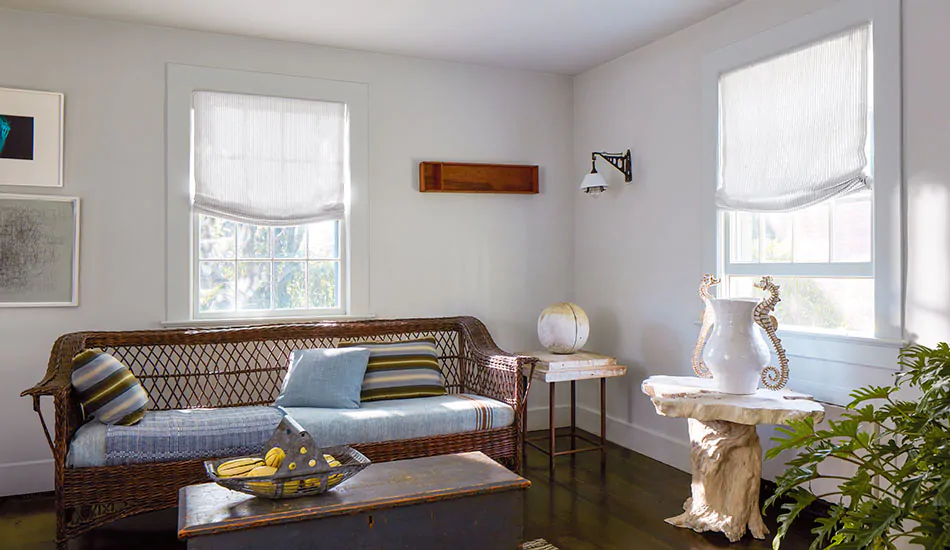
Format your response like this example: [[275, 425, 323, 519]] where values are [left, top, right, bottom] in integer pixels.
[[580, 172, 609, 196], [581, 150, 632, 197]]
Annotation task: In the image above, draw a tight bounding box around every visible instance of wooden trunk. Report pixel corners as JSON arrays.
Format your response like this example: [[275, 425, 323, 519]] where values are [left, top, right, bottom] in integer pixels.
[[186, 492, 523, 550], [179, 452, 529, 550]]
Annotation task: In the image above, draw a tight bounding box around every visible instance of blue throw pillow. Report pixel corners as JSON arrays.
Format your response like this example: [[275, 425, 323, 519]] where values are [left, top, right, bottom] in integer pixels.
[[274, 347, 371, 409]]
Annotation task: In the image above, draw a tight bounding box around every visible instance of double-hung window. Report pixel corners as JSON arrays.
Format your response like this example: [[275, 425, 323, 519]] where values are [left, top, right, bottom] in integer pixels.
[[192, 92, 347, 318], [702, 0, 901, 402], [718, 24, 874, 335], [165, 65, 369, 324]]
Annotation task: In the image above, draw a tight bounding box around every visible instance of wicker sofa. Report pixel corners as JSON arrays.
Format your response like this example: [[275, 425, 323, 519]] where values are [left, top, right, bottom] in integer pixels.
[[22, 316, 534, 548]]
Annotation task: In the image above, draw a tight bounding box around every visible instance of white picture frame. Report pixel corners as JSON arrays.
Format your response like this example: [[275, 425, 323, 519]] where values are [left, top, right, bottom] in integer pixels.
[[0, 194, 79, 307], [0, 87, 64, 188]]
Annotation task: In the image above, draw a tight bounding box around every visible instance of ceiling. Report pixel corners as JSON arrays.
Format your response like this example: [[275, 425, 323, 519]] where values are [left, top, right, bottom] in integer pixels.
[[0, 0, 743, 75]]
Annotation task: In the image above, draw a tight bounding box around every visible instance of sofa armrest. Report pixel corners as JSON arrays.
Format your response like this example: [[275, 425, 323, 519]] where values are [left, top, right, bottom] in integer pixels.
[[21, 332, 87, 458], [456, 317, 537, 414]]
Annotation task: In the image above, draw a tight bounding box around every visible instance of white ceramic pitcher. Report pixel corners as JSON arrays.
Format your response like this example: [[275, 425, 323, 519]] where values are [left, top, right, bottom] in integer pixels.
[[701, 298, 771, 394], [691, 274, 790, 394]]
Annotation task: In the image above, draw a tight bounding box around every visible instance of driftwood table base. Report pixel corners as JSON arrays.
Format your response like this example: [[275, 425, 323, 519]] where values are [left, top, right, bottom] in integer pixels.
[[666, 419, 768, 542], [641, 375, 825, 543]]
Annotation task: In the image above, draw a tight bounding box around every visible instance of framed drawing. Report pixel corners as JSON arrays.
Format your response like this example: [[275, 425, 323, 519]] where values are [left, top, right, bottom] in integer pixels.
[[0, 194, 79, 307], [0, 88, 64, 187]]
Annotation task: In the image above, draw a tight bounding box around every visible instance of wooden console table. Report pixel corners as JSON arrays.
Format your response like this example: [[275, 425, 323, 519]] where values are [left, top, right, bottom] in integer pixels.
[[641, 375, 825, 542], [522, 351, 626, 468]]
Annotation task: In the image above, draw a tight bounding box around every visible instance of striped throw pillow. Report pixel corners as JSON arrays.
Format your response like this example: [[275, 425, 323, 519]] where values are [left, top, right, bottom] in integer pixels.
[[71, 349, 149, 425], [338, 337, 447, 402]]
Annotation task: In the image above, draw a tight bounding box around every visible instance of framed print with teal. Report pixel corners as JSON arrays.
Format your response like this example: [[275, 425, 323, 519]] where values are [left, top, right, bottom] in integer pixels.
[[0, 88, 63, 187]]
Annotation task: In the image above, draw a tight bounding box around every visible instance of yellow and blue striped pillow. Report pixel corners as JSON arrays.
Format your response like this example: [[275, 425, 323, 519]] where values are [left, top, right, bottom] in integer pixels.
[[338, 338, 447, 402], [71, 349, 149, 425]]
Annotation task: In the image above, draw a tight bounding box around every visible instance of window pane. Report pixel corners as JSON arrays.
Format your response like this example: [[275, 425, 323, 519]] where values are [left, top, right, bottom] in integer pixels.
[[730, 212, 759, 263], [198, 215, 235, 259], [309, 261, 339, 308], [237, 223, 270, 259], [308, 220, 339, 259], [198, 261, 235, 312], [274, 226, 307, 259], [792, 202, 830, 263], [728, 276, 873, 333], [274, 261, 306, 309], [237, 261, 271, 310], [762, 213, 792, 262], [833, 195, 872, 262]]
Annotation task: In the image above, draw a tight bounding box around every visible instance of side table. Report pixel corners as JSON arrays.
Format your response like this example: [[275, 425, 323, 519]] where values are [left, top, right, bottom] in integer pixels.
[[641, 375, 825, 542], [522, 351, 626, 468]]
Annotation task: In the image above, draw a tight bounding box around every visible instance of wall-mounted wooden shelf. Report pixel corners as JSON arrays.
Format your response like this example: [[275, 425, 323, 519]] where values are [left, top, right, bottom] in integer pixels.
[[419, 161, 539, 194]]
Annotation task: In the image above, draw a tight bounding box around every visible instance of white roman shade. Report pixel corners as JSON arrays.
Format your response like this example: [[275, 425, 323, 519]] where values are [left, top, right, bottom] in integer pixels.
[[716, 25, 870, 212], [192, 91, 346, 225]]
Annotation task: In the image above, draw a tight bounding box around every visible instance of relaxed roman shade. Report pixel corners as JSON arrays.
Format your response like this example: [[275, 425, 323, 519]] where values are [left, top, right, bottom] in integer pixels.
[[716, 25, 870, 212], [192, 91, 347, 225]]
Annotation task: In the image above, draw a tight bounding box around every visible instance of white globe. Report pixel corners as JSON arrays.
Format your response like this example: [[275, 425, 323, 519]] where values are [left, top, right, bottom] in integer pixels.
[[537, 302, 590, 354]]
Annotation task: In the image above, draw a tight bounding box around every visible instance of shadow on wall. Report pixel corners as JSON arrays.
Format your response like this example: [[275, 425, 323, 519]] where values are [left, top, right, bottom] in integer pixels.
[[632, 324, 685, 421], [640, 324, 685, 379]]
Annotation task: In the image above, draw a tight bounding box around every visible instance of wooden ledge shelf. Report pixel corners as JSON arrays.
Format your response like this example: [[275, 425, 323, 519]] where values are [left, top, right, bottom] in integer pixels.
[[419, 161, 539, 194]]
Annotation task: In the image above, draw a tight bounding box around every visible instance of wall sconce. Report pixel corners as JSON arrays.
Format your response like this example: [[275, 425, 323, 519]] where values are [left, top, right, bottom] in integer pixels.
[[580, 150, 633, 197]]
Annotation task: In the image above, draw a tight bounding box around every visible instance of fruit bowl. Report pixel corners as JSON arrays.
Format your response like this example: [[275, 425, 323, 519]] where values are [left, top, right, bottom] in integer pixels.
[[204, 416, 371, 499]]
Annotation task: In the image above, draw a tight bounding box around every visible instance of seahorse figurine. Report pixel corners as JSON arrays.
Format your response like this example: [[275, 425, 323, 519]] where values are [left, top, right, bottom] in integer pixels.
[[690, 274, 720, 378], [753, 276, 789, 390]]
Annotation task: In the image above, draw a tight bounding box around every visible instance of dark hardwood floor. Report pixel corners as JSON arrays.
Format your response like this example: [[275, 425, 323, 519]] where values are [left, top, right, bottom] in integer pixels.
[[0, 430, 816, 550]]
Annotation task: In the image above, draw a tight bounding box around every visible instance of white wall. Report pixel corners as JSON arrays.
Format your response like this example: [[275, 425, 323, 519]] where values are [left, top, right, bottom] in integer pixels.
[[0, 9, 575, 496], [571, 0, 950, 474]]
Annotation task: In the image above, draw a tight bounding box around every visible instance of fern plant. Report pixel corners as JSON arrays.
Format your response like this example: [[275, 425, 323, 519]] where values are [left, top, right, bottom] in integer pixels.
[[765, 343, 950, 549]]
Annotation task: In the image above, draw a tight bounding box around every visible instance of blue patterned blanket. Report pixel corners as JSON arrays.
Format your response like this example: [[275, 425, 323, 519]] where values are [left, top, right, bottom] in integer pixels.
[[104, 406, 284, 466]]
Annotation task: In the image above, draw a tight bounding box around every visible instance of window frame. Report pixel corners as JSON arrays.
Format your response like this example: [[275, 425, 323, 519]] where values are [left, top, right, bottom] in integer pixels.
[[192, 216, 347, 319], [700, 0, 903, 403], [165, 64, 370, 324]]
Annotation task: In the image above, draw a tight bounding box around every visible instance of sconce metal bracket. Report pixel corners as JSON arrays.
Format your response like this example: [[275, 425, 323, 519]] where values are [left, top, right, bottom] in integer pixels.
[[591, 150, 633, 182]]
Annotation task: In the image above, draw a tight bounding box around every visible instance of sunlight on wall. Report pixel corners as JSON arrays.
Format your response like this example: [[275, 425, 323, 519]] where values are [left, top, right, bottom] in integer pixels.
[[906, 175, 950, 345]]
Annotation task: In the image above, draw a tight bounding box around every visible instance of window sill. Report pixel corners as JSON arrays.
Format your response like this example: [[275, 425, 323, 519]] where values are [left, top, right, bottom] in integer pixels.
[[162, 314, 377, 329]]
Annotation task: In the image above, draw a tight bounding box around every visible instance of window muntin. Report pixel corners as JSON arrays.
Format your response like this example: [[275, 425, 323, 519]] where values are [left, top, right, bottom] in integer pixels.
[[195, 215, 343, 317], [722, 196, 874, 334]]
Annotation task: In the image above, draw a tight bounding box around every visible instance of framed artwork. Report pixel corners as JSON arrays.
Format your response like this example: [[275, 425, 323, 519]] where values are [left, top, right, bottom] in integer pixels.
[[0, 194, 79, 307], [0, 88, 64, 187]]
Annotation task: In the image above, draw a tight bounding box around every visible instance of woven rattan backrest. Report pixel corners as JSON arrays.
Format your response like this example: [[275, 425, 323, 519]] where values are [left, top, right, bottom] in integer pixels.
[[84, 322, 463, 411]]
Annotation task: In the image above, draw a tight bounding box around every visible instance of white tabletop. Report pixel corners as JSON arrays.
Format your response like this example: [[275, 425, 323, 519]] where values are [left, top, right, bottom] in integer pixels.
[[641, 375, 825, 425], [524, 363, 627, 383]]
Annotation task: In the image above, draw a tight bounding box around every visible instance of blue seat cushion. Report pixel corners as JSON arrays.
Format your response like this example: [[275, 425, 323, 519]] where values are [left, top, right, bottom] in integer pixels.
[[67, 406, 283, 468], [281, 393, 514, 448], [67, 394, 513, 468]]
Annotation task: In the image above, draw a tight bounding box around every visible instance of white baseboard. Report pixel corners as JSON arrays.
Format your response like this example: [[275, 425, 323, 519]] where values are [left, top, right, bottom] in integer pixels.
[[0, 459, 53, 497], [525, 404, 691, 474]]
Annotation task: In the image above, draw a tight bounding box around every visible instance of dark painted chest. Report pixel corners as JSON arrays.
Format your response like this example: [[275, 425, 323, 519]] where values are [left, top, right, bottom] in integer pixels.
[[178, 451, 530, 550]]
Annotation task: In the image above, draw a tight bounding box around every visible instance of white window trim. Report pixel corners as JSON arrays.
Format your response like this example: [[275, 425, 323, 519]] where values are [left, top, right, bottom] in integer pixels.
[[701, 0, 904, 404], [165, 64, 370, 324]]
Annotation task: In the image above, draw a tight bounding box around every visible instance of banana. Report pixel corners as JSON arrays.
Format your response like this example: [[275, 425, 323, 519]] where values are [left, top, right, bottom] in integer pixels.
[[265, 447, 286, 469], [302, 478, 322, 489], [282, 480, 300, 495], [245, 465, 277, 477], [216, 457, 265, 478], [323, 454, 344, 486]]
